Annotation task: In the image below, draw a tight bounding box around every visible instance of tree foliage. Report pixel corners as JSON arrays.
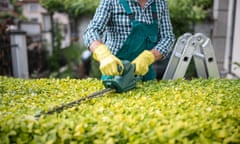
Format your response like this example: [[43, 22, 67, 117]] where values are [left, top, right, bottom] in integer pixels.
[[40, 0, 99, 17], [0, 0, 24, 21], [66, 0, 100, 17], [168, 0, 213, 36], [40, 0, 66, 13]]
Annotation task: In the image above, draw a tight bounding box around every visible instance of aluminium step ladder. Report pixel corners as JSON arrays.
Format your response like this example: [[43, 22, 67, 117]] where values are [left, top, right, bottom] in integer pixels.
[[162, 33, 220, 80]]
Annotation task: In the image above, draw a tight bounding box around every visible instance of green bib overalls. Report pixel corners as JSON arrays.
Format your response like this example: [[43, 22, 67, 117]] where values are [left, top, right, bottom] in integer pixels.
[[102, 0, 158, 81]]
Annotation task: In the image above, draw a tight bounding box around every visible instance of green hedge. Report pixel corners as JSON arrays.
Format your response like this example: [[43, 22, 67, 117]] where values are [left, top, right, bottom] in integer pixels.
[[0, 77, 240, 143]]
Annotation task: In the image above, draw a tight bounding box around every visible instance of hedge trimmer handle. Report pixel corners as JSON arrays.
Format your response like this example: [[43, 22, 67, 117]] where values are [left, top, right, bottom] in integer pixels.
[[103, 60, 138, 93]]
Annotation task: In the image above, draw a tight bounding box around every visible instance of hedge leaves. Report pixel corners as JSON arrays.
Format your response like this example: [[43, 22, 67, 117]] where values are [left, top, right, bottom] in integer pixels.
[[0, 77, 240, 143]]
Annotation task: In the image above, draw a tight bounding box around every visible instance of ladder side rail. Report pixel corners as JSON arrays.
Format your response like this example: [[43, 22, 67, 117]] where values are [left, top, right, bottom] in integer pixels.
[[172, 36, 199, 80], [193, 50, 208, 78], [162, 33, 192, 80], [192, 34, 208, 78], [196, 33, 220, 78]]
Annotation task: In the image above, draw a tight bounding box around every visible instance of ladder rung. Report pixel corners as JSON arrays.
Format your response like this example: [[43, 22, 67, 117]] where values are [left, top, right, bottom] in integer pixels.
[[193, 52, 205, 59], [174, 52, 182, 58]]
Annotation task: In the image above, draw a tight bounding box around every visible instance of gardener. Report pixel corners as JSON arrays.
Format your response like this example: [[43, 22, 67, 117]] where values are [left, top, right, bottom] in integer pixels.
[[83, 0, 175, 81]]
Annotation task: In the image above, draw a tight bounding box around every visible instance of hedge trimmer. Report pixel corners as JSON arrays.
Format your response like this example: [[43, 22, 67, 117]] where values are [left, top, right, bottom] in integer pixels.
[[34, 61, 138, 119]]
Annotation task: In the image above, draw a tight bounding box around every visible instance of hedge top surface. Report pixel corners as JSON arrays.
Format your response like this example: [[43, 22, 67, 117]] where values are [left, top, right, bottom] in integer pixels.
[[0, 76, 240, 144]]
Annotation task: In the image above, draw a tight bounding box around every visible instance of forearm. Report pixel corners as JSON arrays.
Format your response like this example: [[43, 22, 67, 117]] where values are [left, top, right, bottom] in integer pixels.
[[89, 40, 104, 52], [151, 49, 163, 61]]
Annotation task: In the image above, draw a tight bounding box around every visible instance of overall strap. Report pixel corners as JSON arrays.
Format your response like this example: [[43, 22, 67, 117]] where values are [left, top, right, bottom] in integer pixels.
[[119, 0, 135, 20]]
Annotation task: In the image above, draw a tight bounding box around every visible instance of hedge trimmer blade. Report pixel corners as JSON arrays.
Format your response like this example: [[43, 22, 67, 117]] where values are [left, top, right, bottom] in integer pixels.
[[34, 88, 115, 120], [34, 61, 137, 120]]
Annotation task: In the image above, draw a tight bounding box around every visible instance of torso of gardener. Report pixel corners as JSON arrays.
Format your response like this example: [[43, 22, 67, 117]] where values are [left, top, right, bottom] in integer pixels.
[[83, 0, 175, 60]]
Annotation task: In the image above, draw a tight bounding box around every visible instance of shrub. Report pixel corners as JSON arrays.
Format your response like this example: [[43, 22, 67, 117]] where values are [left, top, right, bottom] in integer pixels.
[[168, 0, 213, 37], [0, 77, 240, 143]]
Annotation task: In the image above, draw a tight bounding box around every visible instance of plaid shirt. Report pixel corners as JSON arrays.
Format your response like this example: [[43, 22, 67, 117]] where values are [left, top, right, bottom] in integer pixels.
[[83, 0, 175, 58]]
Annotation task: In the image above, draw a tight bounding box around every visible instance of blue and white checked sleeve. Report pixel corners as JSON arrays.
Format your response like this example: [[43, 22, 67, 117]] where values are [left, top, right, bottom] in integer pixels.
[[83, 0, 111, 48], [155, 0, 175, 59]]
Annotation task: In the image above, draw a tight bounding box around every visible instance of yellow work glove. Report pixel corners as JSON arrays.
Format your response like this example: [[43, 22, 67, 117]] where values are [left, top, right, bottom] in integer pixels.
[[132, 50, 155, 75], [93, 44, 123, 75]]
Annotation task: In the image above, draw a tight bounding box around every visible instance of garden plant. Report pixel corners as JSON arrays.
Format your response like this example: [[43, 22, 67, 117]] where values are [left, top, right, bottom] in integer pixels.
[[0, 76, 240, 143]]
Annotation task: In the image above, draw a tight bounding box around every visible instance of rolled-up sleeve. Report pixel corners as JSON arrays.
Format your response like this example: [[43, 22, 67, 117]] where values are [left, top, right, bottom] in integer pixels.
[[83, 0, 111, 48], [155, 0, 175, 59]]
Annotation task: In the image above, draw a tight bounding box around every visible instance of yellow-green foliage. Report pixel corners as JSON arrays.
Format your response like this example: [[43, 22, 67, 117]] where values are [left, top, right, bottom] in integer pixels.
[[0, 77, 240, 143]]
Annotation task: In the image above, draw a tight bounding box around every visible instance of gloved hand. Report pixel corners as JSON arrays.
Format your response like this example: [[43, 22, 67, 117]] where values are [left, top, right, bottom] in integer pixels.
[[132, 50, 155, 75], [93, 44, 123, 75]]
